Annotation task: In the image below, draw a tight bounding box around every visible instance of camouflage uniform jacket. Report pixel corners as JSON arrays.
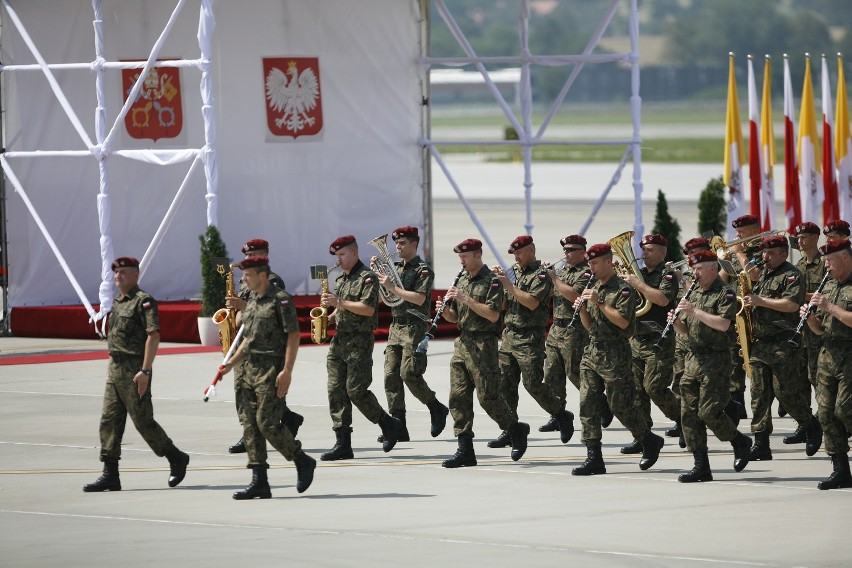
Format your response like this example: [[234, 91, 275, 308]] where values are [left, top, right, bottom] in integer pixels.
[[108, 286, 158, 357], [504, 260, 552, 330], [239, 270, 285, 300], [334, 260, 378, 333], [552, 262, 591, 322], [586, 275, 637, 340], [751, 260, 805, 340], [796, 253, 826, 294], [815, 275, 852, 341], [241, 284, 298, 356], [456, 264, 504, 334], [635, 263, 679, 338], [390, 255, 434, 322], [681, 277, 737, 353]]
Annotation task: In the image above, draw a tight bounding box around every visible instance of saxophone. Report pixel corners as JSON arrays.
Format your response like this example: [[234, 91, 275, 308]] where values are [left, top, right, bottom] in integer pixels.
[[309, 262, 339, 344], [211, 263, 237, 357], [734, 269, 754, 378]]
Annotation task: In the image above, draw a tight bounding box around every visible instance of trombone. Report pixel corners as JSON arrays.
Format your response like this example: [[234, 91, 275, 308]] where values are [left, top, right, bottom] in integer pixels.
[[710, 230, 789, 256]]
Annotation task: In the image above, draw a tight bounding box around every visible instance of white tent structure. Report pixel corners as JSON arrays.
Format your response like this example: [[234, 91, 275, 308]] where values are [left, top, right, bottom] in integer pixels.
[[1, 0, 643, 334]]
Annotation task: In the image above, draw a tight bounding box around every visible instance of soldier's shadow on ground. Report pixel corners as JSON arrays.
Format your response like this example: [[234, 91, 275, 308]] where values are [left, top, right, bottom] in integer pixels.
[[294, 492, 435, 500]]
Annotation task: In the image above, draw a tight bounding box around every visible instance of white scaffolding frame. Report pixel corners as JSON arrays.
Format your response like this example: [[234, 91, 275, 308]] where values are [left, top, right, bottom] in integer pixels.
[[0, 0, 217, 334], [422, 0, 644, 270]]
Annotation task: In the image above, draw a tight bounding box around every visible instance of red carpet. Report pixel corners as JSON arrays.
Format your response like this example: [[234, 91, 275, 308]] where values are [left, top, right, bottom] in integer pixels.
[[0, 345, 222, 366]]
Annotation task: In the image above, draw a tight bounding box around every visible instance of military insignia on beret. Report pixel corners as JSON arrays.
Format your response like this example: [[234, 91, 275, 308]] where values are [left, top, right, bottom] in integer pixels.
[[142, 301, 152, 309]]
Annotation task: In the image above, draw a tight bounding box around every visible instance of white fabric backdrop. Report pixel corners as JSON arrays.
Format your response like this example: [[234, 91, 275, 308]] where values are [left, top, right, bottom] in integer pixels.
[[3, 0, 425, 306]]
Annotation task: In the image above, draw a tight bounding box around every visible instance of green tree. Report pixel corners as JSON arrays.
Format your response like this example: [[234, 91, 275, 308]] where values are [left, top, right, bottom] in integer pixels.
[[698, 176, 727, 238], [651, 189, 683, 261], [198, 225, 229, 318]]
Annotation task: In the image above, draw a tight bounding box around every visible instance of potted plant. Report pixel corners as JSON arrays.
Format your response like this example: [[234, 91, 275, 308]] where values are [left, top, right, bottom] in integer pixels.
[[197, 225, 229, 346]]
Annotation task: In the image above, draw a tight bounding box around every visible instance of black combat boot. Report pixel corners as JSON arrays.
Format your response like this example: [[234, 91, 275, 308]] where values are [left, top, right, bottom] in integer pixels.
[[679, 431, 687, 449], [442, 435, 477, 468], [556, 409, 575, 444], [165, 446, 190, 488], [294, 451, 316, 494], [639, 431, 665, 470], [378, 411, 410, 443], [601, 397, 614, 428], [777, 402, 787, 418], [817, 453, 852, 490], [665, 421, 682, 438], [83, 459, 121, 492], [427, 399, 450, 438], [731, 432, 753, 472], [538, 416, 559, 432], [378, 413, 401, 452], [509, 422, 530, 461], [678, 450, 713, 483], [228, 437, 247, 454], [282, 408, 304, 437], [620, 438, 643, 454], [233, 466, 271, 500], [724, 397, 742, 427], [732, 389, 748, 419], [749, 431, 772, 461], [320, 428, 354, 461], [572, 442, 606, 476], [487, 429, 512, 448], [783, 423, 807, 444], [804, 416, 823, 457]]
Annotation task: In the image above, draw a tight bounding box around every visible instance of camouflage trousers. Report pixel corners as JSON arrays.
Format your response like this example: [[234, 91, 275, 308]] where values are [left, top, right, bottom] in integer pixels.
[[802, 327, 822, 387], [450, 334, 515, 438], [543, 323, 588, 405], [383, 323, 435, 414], [234, 362, 288, 428], [500, 328, 561, 416], [729, 335, 747, 394], [815, 341, 852, 455], [327, 332, 385, 430], [579, 340, 649, 446], [630, 335, 681, 427], [672, 336, 687, 397], [680, 351, 739, 453], [749, 338, 814, 435], [99, 356, 173, 461], [235, 354, 301, 468]]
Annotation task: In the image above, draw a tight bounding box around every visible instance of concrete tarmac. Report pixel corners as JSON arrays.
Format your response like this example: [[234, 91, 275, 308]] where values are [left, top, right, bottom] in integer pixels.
[[1, 336, 849, 567]]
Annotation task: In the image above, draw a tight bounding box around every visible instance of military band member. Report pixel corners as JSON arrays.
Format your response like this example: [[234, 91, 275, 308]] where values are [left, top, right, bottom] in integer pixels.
[[823, 219, 851, 242], [83, 257, 189, 492], [439, 238, 530, 468], [226, 239, 303, 455], [572, 244, 665, 475], [218, 255, 315, 499], [744, 234, 822, 461], [668, 250, 753, 482], [320, 235, 401, 461], [621, 234, 681, 455], [491, 235, 574, 449], [802, 239, 852, 490], [374, 226, 449, 441]]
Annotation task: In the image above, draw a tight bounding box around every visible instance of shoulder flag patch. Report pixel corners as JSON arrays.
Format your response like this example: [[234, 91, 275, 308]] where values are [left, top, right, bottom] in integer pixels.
[[786, 275, 797, 282], [421, 269, 431, 275], [665, 274, 674, 281], [142, 301, 152, 310], [725, 291, 735, 299], [364, 277, 374, 285], [538, 273, 547, 280], [280, 299, 290, 306], [621, 289, 631, 298], [491, 281, 500, 288]]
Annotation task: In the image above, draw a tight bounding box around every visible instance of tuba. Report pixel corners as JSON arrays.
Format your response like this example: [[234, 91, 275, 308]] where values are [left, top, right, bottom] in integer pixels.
[[607, 231, 652, 317], [369, 233, 404, 307], [211, 263, 238, 357]]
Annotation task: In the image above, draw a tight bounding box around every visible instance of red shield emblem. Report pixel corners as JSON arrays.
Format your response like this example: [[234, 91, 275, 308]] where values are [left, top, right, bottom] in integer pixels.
[[263, 57, 323, 138], [122, 62, 183, 141]]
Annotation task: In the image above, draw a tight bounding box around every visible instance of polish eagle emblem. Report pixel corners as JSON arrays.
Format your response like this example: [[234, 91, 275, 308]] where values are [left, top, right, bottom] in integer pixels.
[[263, 58, 323, 138]]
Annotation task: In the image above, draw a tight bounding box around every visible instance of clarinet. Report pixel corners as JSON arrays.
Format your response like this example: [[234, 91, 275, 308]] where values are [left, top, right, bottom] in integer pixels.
[[416, 268, 466, 353], [567, 275, 596, 329], [789, 271, 831, 346], [654, 279, 698, 349]]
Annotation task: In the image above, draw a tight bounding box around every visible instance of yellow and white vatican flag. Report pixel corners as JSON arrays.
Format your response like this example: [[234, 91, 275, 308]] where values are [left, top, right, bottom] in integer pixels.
[[798, 54, 823, 224], [836, 54, 852, 222], [748, 55, 776, 231], [725, 53, 746, 238], [822, 54, 840, 223]]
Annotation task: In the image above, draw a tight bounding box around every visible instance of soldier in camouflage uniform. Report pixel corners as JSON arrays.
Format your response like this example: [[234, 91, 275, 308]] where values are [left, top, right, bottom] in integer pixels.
[[218, 255, 315, 499], [803, 239, 852, 490], [621, 234, 681, 455], [669, 250, 753, 482], [542, 235, 613, 433], [374, 226, 449, 441], [439, 238, 530, 468], [83, 257, 189, 492], [572, 243, 665, 476], [489, 235, 574, 449], [744, 234, 822, 461], [225, 239, 303, 455], [320, 235, 401, 461]]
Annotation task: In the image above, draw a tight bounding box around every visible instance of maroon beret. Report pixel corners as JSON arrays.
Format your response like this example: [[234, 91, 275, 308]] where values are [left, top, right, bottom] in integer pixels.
[[238, 255, 269, 270], [391, 226, 419, 241], [453, 238, 482, 253], [329, 235, 356, 255], [560, 234, 587, 248], [640, 234, 668, 247], [111, 256, 139, 271], [241, 238, 269, 254], [585, 243, 612, 260], [759, 234, 788, 250], [794, 222, 821, 236], [508, 235, 533, 254], [688, 250, 718, 267], [732, 214, 759, 228], [819, 239, 851, 255], [682, 237, 710, 254], [824, 220, 851, 236]]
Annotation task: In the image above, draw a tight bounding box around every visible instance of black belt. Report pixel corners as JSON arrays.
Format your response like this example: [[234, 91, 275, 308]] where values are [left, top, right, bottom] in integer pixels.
[[109, 352, 142, 361], [392, 317, 422, 326], [552, 318, 572, 327], [505, 324, 546, 335], [460, 330, 495, 339], [822, 338, 852, 346]]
